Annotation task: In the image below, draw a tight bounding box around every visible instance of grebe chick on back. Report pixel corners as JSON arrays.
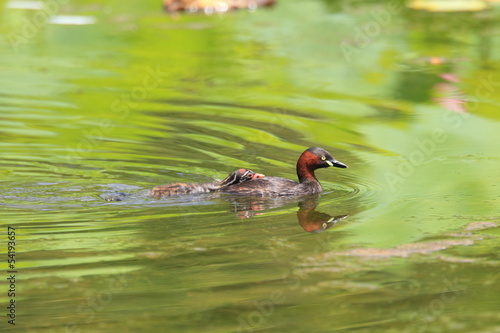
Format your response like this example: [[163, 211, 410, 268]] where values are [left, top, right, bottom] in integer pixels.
[[150, 168, 264, 198], [222, 147, 347, 196]]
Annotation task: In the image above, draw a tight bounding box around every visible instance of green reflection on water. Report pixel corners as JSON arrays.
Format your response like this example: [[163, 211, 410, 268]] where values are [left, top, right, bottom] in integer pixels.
[[0, 0, 499, 332]]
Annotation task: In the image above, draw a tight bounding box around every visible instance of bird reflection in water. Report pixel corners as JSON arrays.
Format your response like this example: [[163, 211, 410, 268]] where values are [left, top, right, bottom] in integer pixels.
[[227, 195, 348, 233], [296, 198, 348, 233]]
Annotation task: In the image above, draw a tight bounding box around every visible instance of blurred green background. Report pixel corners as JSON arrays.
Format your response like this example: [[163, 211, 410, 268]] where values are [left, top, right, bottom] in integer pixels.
[[0, 0, 499, 332]]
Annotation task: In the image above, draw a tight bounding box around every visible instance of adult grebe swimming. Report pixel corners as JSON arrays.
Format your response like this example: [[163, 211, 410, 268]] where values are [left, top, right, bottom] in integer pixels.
[[222, 147, 347, 196]]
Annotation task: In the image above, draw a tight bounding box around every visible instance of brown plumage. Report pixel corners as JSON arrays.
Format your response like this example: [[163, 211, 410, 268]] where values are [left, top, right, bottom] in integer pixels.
[[222, 147, 347, 196], [150, 168, 265, 198]]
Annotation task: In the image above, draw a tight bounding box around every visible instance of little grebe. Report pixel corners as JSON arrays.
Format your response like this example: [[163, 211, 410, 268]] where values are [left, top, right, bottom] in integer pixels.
[[150, 168, 264, 198], [222, 147, 347, 196]]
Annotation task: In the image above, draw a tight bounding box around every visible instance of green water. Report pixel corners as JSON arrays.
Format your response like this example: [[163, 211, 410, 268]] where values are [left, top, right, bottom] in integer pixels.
[[1, 0, 499, 332]]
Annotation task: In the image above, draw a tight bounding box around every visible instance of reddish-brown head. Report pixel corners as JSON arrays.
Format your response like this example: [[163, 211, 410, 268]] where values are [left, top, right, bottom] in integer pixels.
[[296, 147, 347, 182]]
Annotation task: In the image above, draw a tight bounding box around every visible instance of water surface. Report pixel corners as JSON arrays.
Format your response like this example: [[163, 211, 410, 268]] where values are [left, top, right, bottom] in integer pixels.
[[1, 0, 499, 332]]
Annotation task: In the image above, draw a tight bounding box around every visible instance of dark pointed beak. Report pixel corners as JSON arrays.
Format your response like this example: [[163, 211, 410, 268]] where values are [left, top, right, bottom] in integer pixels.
[[326, 159, 348, 168]]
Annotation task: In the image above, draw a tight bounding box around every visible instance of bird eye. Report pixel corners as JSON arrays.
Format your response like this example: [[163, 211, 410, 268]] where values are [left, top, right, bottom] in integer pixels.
[[321, 156, 326, 161]]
